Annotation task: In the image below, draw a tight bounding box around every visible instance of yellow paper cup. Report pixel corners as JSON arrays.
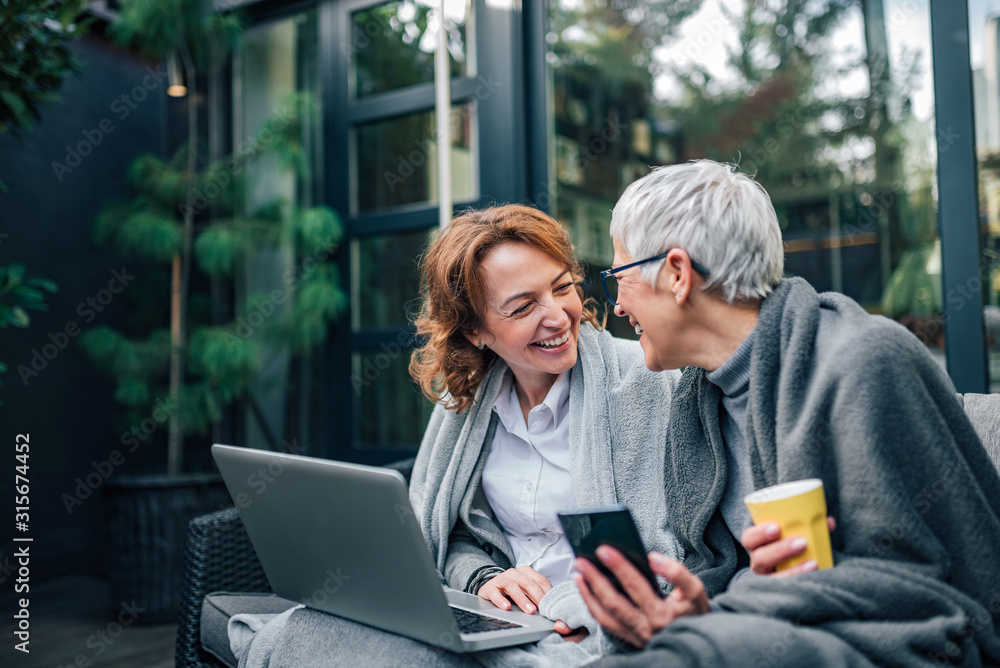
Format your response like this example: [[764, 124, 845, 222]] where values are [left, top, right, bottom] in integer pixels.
[[744, 478, 833, 572]]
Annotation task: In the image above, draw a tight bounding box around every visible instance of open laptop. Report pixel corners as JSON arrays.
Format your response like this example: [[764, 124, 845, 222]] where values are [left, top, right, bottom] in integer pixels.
[[211, 444, 555, 652]]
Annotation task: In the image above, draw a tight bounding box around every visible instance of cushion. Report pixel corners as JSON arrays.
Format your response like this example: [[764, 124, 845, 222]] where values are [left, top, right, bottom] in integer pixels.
[[963, 393, 1000, 471], [201, 591, 297, 668]]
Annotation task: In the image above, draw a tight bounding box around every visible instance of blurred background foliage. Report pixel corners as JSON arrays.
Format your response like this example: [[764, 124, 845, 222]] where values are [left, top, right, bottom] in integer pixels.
[[0, 264, 58, 405], [0, 0, 90, 140], [81, 91, 346, 469], [548, 0, 943, 340], [352, 1, 465, 98], [0, 0, 80, 401], [80, 0, 346, 474]]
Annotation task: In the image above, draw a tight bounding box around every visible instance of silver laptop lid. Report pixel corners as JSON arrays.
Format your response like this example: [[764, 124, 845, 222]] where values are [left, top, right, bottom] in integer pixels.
[[211, 444, 467, 651]]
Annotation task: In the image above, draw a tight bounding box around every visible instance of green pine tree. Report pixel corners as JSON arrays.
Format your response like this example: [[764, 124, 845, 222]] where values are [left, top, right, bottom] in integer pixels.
[[80, 0, 346, 474]]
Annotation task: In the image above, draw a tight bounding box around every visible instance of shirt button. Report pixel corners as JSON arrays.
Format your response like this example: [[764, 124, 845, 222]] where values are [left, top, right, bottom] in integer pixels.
[[525, 482, 533, 490], [483, 544, 493, 555]]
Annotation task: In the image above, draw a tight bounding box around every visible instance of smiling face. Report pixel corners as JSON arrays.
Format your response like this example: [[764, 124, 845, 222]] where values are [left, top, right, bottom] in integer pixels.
[[470, 242, 583, 396], [611, 238, 680, 372]]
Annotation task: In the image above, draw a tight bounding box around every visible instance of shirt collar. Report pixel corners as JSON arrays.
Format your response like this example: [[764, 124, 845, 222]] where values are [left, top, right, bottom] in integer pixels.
[[543, 370, 571, 417], [493, 370, 571, 432]]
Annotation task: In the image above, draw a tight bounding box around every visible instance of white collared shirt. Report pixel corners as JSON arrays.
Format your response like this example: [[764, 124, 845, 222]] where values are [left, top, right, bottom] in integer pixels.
[[481, 370, 576, 586]]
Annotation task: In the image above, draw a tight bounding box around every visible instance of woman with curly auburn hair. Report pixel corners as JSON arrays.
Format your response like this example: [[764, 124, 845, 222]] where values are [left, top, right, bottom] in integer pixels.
[[231, 205, 685, 668], [409, 204, 602, 413], [402, 204, 684, 665]]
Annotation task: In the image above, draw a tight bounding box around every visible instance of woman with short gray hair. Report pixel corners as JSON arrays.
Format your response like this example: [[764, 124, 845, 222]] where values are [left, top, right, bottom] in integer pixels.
[[609, 160, 783, 304], [577, 160, 1000, 668]]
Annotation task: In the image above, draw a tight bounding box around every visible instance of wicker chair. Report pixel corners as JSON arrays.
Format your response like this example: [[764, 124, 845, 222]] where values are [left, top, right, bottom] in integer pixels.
[[174, 457, 416, 668]]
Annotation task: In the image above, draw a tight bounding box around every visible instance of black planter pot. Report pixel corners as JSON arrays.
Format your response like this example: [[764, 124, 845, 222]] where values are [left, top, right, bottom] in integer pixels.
[[102, 472, 232, 624]]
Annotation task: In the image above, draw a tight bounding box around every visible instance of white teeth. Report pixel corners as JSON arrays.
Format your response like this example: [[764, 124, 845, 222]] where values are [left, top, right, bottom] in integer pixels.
[[535, 331, 570, 348], [635, 324, 644, 336]]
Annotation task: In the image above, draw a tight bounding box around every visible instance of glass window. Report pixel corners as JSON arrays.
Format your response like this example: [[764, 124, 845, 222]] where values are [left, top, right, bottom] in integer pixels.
[[354, 102, 477, 213], [351, 229, 431, 330], [239, 10, 319, 214], [235, 10, 321, 449], [352, 349, 435, 448], [351, 0, 471, 99], [967, 2, 1000, 392], [547, 0, 946, 371]]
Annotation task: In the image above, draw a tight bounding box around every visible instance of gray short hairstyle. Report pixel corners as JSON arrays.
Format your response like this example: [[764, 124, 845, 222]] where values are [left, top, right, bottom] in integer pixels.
[[610, 160, 784, 303]]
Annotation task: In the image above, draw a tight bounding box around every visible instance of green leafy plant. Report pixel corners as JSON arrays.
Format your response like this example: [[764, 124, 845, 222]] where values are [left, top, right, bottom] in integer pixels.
[[81, 0, 346, 475], [0, 1, 78, 401], [1, 0, 90, 194], [0, 0, 89, 137], [0, 264, 58, 404]]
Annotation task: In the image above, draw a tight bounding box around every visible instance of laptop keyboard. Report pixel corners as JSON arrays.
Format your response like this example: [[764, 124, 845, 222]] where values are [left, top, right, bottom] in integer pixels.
[[450, 606, 524, 634]]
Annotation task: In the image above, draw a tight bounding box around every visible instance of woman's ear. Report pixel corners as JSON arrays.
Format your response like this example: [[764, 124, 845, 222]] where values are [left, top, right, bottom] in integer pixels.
[[661, 249, 692, 304], [461, 330, 480, 348]]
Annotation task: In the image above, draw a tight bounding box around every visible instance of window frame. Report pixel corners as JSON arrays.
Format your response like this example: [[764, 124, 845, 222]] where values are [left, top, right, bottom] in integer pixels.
[[323, 0, 530, 463]]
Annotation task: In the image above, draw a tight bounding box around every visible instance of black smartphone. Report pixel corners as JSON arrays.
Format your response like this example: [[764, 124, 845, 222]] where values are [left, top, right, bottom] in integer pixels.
[[557, 504, 662, 597]]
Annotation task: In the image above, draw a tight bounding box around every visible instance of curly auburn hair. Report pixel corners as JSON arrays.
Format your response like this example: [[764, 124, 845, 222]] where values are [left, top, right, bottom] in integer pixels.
[[409, 204, 601, 413]]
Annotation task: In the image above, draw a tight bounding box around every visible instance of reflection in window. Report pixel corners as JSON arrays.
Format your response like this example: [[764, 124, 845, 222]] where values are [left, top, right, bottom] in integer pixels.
[[351, 0, 470, 98], [969, 7, 1000, 392], [239, 10, 320, 214], [353, 349, 435, 448], [547, 0, 945, 368], [351, 230, 430, 330], [236, 10, 321, 450], [354, 103, 476, 212]]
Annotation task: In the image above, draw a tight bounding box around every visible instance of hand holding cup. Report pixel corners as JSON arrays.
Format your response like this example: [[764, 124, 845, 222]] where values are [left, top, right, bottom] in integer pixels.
[[743, 479, 834, 573]]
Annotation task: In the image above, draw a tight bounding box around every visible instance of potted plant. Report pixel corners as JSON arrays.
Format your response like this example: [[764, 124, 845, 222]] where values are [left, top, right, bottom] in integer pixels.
[[79, 0, 346, 621]]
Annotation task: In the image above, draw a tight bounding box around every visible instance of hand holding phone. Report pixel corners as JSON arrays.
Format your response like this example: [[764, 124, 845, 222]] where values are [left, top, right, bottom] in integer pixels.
[[557, 504, 662, 597]]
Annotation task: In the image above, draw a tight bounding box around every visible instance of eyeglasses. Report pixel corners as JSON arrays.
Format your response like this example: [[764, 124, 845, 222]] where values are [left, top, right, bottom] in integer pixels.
[[599, 251, 711, 305]]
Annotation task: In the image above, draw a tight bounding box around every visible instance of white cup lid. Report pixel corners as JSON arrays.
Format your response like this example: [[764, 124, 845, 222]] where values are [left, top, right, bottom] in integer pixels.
[[744, 478, 823, 503]]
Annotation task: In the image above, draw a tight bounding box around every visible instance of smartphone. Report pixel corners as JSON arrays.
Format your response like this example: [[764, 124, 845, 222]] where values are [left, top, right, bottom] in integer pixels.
[[557, 504, 662, 597]]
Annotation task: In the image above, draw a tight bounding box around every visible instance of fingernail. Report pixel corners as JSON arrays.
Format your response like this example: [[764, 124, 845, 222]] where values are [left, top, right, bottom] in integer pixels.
[[765, 523, 781, 538], [802, 560, 818, 572], [596, 545, 613, 561], [526, 605, 535, 613], [502, 602, 510, 610], [790, 537, 808, 551]]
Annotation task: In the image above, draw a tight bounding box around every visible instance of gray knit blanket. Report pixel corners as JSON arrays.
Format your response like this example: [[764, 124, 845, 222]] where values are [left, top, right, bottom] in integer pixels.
[[591, 278, 1000, 668], [234, 324, 684, 667]]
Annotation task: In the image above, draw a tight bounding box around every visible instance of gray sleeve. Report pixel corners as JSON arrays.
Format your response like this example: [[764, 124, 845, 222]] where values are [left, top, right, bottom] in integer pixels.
[[443, 520, 505, 593]]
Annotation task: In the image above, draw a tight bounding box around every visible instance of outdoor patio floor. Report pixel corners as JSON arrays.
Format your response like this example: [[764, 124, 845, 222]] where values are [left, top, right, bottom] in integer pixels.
[[0, 574, 177, 668]]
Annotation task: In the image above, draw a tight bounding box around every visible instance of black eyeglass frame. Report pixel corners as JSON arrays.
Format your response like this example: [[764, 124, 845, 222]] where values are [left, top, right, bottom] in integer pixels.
[[599, 251, 711, 305]]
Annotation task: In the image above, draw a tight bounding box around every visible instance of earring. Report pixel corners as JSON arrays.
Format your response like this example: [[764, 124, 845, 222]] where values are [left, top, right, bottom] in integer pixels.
[[477, 342, 485, 350], [675, 293, 682, 303]]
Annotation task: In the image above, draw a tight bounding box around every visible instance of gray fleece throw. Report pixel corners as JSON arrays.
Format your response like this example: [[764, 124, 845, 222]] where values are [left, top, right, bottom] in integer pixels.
[[591, 278, 1000, 668], [235, 324, 684, 667]]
